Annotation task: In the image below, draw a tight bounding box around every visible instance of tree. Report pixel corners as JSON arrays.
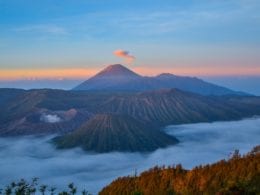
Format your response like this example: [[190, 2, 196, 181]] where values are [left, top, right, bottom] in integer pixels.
[[39, 185, 47, 195], [68, 183, 77, 195]]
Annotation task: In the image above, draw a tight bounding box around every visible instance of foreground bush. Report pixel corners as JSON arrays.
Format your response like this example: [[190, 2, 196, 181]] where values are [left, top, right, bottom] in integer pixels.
[[0, 179, 91, 195]]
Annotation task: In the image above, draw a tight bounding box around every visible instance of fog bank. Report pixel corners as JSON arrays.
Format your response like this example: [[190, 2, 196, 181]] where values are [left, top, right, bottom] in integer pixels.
[[0, 117, 259, 194]]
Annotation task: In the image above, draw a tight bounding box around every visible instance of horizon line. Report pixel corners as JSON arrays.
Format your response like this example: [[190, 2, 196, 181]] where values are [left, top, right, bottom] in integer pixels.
[[1, 65, 260, 80]]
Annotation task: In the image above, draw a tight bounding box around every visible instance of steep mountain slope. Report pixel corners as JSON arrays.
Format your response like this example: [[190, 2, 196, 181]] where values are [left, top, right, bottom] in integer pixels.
[[54, 113, 178, 152], [73, 64, 246, 96]]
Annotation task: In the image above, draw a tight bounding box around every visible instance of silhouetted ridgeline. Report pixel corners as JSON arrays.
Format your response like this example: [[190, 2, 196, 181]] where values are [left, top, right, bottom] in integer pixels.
[[100, 146, 260, 195]]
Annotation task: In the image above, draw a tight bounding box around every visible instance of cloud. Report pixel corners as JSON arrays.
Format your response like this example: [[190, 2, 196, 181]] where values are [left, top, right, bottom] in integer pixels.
[[113, 49, 135, 64], [0, 117, 259, 194], [14, 24, 68, 35], [40, 114, 61, 123]]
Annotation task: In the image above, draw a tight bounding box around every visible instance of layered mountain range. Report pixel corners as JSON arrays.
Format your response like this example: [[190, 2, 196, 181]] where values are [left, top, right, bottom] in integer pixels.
[[0, 64, 259, 152]]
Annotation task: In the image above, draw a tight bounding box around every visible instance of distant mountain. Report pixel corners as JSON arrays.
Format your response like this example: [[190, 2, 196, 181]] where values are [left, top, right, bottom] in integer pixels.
[[153, 73, 245, 96], [54, 113, 178, 153], [73, 64, 246, 96]]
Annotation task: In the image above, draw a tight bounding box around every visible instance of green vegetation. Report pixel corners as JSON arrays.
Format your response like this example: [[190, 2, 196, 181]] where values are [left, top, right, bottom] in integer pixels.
[[0, 179, 91, 195], [100, 146, 260, 195]]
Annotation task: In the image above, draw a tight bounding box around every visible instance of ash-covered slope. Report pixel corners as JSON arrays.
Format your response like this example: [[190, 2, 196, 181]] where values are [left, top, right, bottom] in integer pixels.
[[54, 113, 178, 153], [97, 89, 250, 125], [73, 64, 246, 96]]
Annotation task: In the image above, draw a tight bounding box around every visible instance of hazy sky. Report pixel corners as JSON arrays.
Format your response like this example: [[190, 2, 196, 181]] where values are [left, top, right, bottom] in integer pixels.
[[0, 0, 260, 80]]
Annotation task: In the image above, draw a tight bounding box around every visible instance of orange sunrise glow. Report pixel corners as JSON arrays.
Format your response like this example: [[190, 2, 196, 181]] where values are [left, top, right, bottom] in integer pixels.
[[1, 66, 260, 80]]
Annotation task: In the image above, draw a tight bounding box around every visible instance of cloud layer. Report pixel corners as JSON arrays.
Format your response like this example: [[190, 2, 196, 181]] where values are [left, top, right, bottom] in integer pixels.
[[14, 24, 68, 35], [40, 114, 61, 123], [113, 50, 135, 64], [0, 117, 259, 194]]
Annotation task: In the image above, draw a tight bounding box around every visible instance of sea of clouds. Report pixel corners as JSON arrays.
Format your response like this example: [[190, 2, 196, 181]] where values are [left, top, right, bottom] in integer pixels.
[[0, 117, 259, 194]]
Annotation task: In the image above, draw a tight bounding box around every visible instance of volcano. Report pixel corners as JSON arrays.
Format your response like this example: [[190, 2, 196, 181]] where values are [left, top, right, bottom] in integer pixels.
[[73, 64, 246, 96], [53, 113, 178, 153]]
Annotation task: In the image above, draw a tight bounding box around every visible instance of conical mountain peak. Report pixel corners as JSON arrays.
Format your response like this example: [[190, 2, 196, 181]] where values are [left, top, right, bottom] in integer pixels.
[[95, 64, 140, 78], [73, 64, 142, 91]]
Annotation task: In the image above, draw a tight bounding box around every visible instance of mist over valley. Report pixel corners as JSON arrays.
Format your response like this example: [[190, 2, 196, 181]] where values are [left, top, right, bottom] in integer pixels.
[[0, 117, 259, 194]]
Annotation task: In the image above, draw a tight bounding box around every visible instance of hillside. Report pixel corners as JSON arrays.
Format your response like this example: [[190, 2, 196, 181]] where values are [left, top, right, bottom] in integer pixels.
[[73, 64, 246, 96], [100, 146, 260, 195], [53, 113, 178, 152]]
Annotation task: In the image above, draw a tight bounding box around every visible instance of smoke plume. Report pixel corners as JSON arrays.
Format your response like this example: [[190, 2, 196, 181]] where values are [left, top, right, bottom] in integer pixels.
[[113, 49, 135, 64]]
